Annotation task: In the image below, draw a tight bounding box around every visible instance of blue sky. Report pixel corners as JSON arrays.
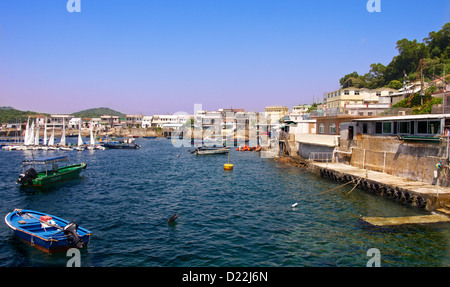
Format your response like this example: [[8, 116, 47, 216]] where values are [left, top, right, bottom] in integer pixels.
[[0, 0, 449, 115]]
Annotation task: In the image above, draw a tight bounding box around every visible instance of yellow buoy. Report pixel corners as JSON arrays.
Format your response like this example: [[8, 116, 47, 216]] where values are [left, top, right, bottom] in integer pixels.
[[224, 153, 233, 170], [224, 163, 233, 170]]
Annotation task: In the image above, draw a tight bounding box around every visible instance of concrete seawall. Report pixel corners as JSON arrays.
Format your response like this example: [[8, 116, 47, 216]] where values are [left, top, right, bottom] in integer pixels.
[[308, 161, 450, 214]]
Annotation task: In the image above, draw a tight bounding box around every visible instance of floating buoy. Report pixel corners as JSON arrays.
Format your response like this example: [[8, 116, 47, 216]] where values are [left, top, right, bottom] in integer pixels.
[[291, 203, 298, 208], [168, 214, 178, 224], [224, 153, 233, 170], [224, 163, 233, 170]]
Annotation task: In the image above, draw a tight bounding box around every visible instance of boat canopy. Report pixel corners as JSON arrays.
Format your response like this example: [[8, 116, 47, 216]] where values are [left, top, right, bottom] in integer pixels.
[[22, 156, 69, 165]]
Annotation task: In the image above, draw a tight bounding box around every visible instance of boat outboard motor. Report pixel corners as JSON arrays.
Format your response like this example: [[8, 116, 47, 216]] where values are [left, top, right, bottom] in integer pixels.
[[63, 222, 84, 248], [18, 168, 38, 185]]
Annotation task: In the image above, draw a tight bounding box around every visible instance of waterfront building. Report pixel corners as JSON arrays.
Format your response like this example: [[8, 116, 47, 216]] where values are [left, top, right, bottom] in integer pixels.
[[335, 114, 450, 185], [68, 118, 82, 129], [265, 106, 289, 124], [48, 115, 72, 129], [125, 114, 143, 128], [100, 115, 120, 129], [152, 114, 191, 128], [142, 116, 153, 128]]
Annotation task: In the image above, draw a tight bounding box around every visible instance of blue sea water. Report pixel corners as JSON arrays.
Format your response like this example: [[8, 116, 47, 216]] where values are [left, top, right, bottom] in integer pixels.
[[0, 138, 449, 267]]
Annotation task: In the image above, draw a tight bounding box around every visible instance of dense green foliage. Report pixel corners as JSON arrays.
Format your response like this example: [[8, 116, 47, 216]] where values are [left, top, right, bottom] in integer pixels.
[[0, 107, 49, 124], [340, 23, 450, 89], [306, 102, 322, 113], [71, 107, 125, 118], [392, 87, 442, 115]]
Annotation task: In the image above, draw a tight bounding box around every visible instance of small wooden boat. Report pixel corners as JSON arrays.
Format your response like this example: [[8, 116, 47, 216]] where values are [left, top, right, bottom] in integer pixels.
[[5, 209, 92, 253], [17, 156, 87, 187], [195, 147, 230, 155]]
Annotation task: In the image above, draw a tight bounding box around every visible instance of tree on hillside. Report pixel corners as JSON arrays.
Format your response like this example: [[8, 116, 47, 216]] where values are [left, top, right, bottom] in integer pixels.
[[339, 71, 360, 88], [339, 23, 450, 91], [384, 38, 429, 83], [363, 63, 387, 89]]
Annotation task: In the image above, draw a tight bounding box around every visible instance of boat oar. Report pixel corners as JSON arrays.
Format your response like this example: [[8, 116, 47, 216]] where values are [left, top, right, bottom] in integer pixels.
[[23, 212, 63, 230]]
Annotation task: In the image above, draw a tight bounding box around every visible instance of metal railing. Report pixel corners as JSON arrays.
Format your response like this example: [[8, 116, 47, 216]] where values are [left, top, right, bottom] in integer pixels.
[[308, 152, 333, 162]]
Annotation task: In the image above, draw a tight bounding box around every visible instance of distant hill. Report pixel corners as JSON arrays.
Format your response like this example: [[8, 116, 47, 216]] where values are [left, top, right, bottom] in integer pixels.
[[71, 107, 125, 118], [0, 106, 16, 110], [0, 107, 50, 124]]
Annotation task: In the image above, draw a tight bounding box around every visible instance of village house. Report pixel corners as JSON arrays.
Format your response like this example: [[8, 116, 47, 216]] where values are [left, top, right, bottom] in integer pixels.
[[336, 114, 450, 185]]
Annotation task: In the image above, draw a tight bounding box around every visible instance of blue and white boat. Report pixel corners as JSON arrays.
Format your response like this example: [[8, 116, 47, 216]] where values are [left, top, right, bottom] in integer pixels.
[[4, 209, 92, 253]]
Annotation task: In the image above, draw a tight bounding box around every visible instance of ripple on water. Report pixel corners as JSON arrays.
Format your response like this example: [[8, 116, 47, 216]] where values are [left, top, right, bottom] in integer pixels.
[[1, 139, 450, 267]]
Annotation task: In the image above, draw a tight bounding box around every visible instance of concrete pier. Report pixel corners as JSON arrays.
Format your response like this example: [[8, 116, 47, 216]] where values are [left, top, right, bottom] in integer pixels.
[[309, 162, 450, 215], [361, 214, 450, 226]]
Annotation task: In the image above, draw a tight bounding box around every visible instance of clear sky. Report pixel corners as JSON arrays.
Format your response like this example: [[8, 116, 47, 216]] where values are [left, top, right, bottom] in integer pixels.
[[0, 0, 449, 115]]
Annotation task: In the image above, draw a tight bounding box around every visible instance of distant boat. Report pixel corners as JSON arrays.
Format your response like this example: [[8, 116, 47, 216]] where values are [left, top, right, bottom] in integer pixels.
[[103, 142, 140, 149], [195, 147, 230, 155], [17, 156, 87, 187], [75, 120, 86, 151], [103, 137, 140, 149], [59, 118, 66, 146], [4, 209, 92, 253]]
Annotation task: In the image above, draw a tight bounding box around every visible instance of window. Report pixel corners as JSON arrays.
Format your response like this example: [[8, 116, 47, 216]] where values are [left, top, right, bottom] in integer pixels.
[[344, 90, 349, 95], [418, 121, 428, 134], [329, 123, 337, 134], [382, 122, 392, 134], [429, 121, 440, 134], [319, 124, 325, 134], [376, 92, 381, 96], [362, 123, 368, 134], [375, 122, 382, 134], [417, 120, 441, 135], [398, 122, 410, 134], [355, 90, 360, 95]]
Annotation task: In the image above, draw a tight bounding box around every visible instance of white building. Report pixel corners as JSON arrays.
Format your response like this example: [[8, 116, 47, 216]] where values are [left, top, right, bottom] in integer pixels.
[[324, 87, 396, 109], [152, 114, 191, 128], [142, 116, 153, 128]]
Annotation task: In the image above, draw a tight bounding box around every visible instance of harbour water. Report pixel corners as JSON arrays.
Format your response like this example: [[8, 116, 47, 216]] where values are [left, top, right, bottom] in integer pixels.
[[1, 138, 450, 267]]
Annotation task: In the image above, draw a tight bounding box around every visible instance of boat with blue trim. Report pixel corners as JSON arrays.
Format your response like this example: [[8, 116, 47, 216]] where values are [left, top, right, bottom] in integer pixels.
[[17, 156, 87, 187], [4, 209, 92, 253]]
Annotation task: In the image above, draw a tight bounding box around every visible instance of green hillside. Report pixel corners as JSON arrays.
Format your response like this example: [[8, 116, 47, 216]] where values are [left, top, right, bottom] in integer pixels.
[[0, 107, 49, 124], [71, 107, 125, 118], [339, 23, 450, 89]]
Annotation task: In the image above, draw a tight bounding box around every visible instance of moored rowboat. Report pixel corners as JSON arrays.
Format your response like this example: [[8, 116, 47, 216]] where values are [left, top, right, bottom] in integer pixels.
[[4, 209, 92, 253]]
